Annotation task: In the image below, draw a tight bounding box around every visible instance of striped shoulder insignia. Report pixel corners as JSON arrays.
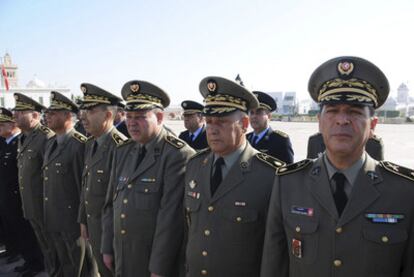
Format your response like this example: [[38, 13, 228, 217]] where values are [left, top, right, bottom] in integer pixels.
[[165, 135, 185, 149], [72, 132, 87, 143], [190, 147, 210, 160], [273, 129, 289, 138], [277, 159, 312, 176], [380, 161, 414, 182], [117, 138, 133, 148], [256, 152, 285, 169], [112, 132, 128, 146], [39, 125, 54, 137]]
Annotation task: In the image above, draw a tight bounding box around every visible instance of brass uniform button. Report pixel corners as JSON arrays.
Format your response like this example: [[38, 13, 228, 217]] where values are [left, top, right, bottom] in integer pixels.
[[295, 226, 301, 233], [208, 206, 214, 212], [123, 199, 128, 204], [45, 166, 48, 170], [121, 213, 126, 219], [87, 214, 90, 218], [144, 188, 149, 193], [336, 227, 342, 234], [381, 236, 389, 243], [121, 230, 126, 235], [85, 201, 88, 205], [202, 251, 208, 256], [201, 269, 207, 275], [128, 184, 132, 189], [204, 230, 210, 236], [44, 197, 48, 201], [333, 259, 342, 267], [236, 217, 242, 222], [44, 177, 48, 181]]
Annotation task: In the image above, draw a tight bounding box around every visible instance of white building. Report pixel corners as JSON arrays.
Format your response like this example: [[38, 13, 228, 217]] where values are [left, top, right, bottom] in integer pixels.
[[0, 53, 71, 109], [267, 91, 297, 115]]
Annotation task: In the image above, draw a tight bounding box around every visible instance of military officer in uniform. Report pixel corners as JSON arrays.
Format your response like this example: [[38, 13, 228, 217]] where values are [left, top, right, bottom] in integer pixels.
[[307, 131, 384, 160], [185, 77, 285, 277], [247, 91, 294, 164], [13, 93, 58, 276], [261, 56, 414, 277], [101, 80, 195, 277], [114, 103, 130, 138], [43, 91, 88, 276], [77, 83, 128, 277], [0, 108, 44, 275], [179, 100, 208, 150]]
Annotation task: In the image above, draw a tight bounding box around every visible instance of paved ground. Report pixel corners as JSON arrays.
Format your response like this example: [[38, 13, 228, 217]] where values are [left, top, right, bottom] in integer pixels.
[[0, 251, 47, 277]]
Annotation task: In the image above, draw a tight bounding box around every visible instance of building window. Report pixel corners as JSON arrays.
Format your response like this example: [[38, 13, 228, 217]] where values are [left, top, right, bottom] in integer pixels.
[[39, 97, 44, 104]]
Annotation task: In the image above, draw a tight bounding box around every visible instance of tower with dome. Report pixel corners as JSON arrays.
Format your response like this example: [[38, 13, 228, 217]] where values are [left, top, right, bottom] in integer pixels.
[[0, 52, 71, 108]]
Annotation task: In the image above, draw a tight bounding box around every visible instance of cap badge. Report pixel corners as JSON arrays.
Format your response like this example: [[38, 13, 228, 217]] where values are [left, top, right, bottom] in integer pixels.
[[337, 61, 354, 76], [130, 83, 140, 93], [81, 85, 87, 93], [207, 80, 217, 93], [182, 102, 187, 108]]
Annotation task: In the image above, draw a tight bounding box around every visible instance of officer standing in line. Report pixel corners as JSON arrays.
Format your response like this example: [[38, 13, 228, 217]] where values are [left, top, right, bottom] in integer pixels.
[[101, 80, 195, 277], [77, 83, 128, 277], [0, 107, 45, 275], [261, 56, 414, 277], [114, 103, 130, 138], [185, 77, 285, 277], [307, 131, 384, 160], [247, 91, 294, 164], [43, 91, 88, 276], [13, 93, 58, 276], [178, 100, 208, 150]]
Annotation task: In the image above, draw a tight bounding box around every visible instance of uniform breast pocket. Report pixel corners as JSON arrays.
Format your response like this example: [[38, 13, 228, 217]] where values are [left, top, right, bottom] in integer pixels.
[[133, 184, 161, 210], [362, 226, 408, 274], [220, 209, 259, 242], [185, 198, 201, 231], [285, 215, 319, 264], [91, 170, 109, 196], [113, 182, 126, 208]]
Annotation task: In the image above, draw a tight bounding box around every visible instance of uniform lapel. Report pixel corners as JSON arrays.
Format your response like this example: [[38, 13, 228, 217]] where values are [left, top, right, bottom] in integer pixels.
[[201, 152, 214, 201], [338, 155, 381, 226], [43, 131, 72, 166], [19, 126, 38, 154], [210, 144, 253, 203], [307, 157, 339, 219], [87, 133, 110, 168]]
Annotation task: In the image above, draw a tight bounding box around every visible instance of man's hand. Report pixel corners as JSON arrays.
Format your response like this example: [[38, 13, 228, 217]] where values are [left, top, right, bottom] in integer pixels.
[[80, 223, 89, 240], [103, 254, 114, 271]]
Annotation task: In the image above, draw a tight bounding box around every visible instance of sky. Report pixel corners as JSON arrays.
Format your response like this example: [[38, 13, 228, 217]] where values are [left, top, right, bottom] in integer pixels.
[[1, 0, 414, 106]]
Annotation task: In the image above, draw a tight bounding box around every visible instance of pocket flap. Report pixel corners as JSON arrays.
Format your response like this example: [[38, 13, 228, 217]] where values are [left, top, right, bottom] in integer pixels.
[[221, 209, 258, 223], [285, 215, 319, 234]]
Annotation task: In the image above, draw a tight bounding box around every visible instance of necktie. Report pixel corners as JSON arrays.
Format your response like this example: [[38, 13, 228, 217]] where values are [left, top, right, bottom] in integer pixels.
[[135, 145, 146, 170], [91, 141, 98, 157], [332, 172, 348, 217], [251, 135, 259, 146], [49, 140, 58, 155], [210, 157, 225, 195], [20, 134, 26, 145], [189, 133, 194, 142]]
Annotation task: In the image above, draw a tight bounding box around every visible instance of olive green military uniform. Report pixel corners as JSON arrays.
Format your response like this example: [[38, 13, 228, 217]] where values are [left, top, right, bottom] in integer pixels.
[[43, 129, 87, 276], [77, 82, 127, 277], [78, 127, 127, 276], [307, 132, 384, 160], [102, 127, 195, 277], [261, 156, 414, 276], [14, 93, 59, 275], [185, 144, 283, 277], [101, 79, 196, 277]]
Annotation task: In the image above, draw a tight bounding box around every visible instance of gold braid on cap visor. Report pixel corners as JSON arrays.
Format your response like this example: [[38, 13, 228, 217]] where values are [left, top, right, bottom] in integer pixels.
[[126, 93, 163, 109], [14, 101, 35, 110], [259, 103, 272, 111], [49, 100, 73, 111], [82, 94, 111, 104], [204, 94, 247, 112], [0, 114, 14, 122], [318, 78, 378, 107]]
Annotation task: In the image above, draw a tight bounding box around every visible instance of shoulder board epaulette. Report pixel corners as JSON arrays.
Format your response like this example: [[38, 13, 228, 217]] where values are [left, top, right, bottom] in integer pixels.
[[273, 129, 289, 138], [370, 134, 382, 143], [117, 138, 133, 148], [39, 125, 53, 136], [276, 159, 312, 176], [189, 147, 210, 160], [380, 161, 414, 182], [72, 132, 87, 143], [165, 135, 186, 149], [256, 152, 285, 169], [112, 132, 128, 146]]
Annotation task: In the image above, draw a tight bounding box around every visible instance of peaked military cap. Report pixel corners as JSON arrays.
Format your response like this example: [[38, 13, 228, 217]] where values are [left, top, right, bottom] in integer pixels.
[[47, 91, 78, 113], [252, 91, 277, 112], [181, 100, 204, 115], [308, 56, 389, 109], [79, 83, 122, 109], [13, 93, 46, 112], [0, 107, 15, 122], [199, 76, 259, 116], [121, 80, 170, 111]]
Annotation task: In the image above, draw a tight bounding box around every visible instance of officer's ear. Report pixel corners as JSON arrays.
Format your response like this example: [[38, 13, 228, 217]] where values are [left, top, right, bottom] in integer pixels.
[[241, 115, 249, 132], [370, 116, 378, 132], [155, 109, 164, 124]]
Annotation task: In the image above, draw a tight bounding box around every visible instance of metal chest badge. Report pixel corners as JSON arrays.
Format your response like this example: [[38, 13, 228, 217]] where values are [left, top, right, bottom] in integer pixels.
[[292, 238, 302, 258], [189, 180, 197, 189]]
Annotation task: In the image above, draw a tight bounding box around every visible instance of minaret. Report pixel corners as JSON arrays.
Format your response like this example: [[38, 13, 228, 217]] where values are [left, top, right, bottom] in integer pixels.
[[397, 83, 409, 104], [1, 53, 19, 88]]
